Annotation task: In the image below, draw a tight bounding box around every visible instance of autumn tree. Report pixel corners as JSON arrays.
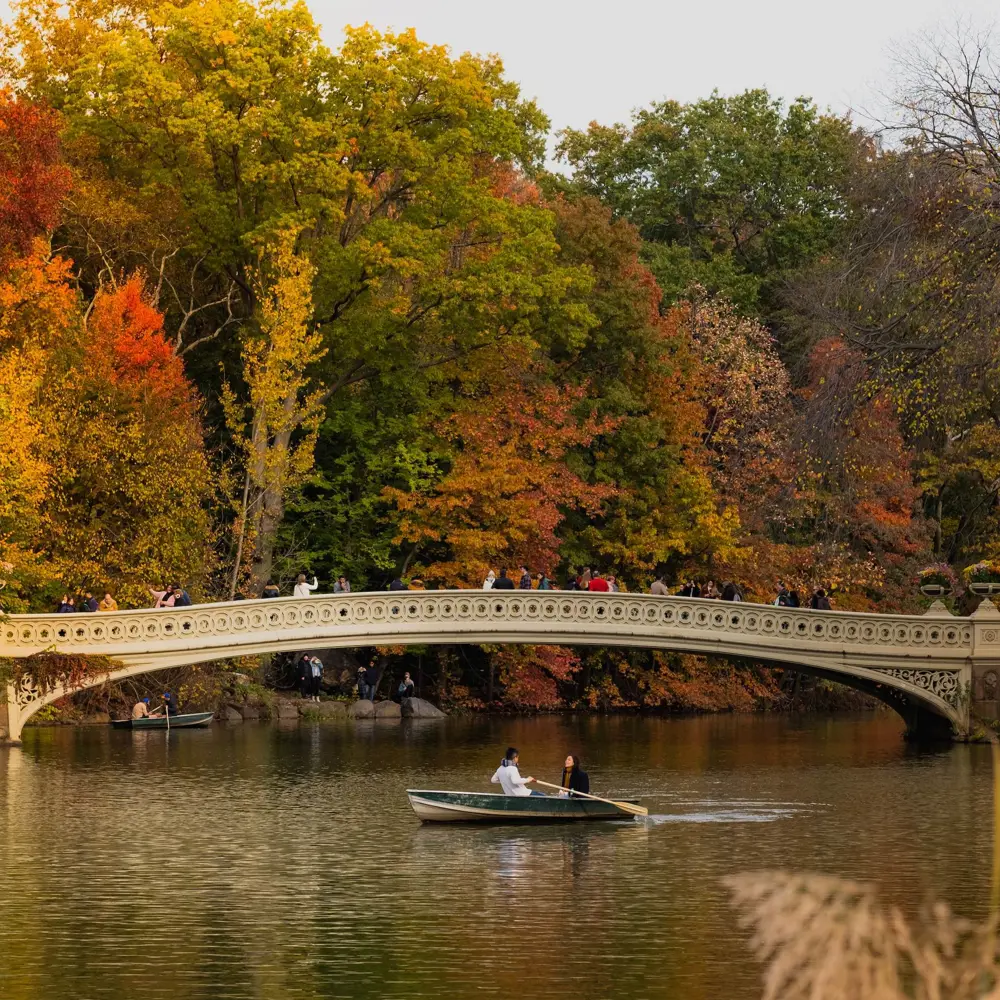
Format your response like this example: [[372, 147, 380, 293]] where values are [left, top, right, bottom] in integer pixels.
[[5, 4, 593, 581], [0, 250, 78, 607], [40, 276, 214, 607], [540, 193, 740, 586], [557, 90, 863, 318], [385, 355, 616, 587], [222, 230, 324, 594], [0, 90, 69, 260]]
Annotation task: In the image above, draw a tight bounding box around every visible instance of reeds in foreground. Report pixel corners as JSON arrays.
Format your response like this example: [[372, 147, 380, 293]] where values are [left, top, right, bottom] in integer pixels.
[[727, 747, 1000, 1000], [726, 871, 1000, 1000]]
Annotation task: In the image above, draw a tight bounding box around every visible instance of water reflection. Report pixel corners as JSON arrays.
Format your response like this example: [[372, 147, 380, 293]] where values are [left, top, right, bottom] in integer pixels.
[[0, 713, 994, 1000]]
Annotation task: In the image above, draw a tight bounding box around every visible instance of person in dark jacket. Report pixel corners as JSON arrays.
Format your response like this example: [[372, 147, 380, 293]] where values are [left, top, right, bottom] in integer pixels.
[[56, 594, 75, 613], [518, 566, 532, 589], [156, 691, 180, 716], [79, 591, 98, 612], [298, 655, 312, 698], [261, 580, 280, 599], [365, 662, 381, 700], [559, 754, 590, 796], [810, 588, 832, 610], [389, 577, 407, 591], [491, 569, 515, 590]]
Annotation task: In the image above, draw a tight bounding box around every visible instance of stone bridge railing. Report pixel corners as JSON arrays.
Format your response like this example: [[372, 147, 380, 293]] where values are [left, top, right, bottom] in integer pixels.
[[3, 591, 1000, 742]]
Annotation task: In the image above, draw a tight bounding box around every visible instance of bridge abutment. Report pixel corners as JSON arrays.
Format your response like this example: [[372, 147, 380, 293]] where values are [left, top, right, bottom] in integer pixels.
[[968, 599, 1000, 729]]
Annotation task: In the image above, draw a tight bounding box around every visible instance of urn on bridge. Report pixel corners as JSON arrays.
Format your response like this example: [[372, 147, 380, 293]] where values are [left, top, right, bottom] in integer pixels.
[[963, 561, 1000, 597], [917, 564, 959, 599]]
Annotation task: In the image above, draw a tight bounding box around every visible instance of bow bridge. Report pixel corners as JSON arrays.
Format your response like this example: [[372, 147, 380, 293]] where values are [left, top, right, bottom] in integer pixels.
[[2, 592, 1000, 742]]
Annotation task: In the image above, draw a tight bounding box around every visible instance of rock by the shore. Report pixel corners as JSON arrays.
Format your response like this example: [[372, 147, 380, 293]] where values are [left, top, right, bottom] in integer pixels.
[[238, 703, 261, 721], [301, 700, 347, 719], [275, 700, 300, 720], [401, 697, 446, 719], [348, 699, 375, 719], [374, 700, 402, 719], [81, 711, 111, 726], [318, 700, 347, 718], [221, 705, 243, 723]]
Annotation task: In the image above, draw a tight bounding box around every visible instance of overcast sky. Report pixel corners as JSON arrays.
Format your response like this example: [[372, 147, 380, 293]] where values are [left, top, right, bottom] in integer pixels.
[[317, 0, 995, 158]]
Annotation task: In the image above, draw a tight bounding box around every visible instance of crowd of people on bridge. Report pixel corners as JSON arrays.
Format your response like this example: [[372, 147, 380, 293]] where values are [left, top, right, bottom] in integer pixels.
[[56, 591, 118, 613], [50, 570, 837, 614]]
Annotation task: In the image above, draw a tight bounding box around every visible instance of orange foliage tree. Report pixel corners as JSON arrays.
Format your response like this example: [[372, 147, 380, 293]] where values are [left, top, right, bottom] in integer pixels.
[[546, 194, 742, 587], [386, 362, 618, 587], [39, 276, 215, 607], [0, 91, 70, 259]]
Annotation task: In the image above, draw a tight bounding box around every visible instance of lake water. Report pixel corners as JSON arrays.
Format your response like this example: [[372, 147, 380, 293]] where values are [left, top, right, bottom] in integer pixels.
[[0, 712, 994, 999]]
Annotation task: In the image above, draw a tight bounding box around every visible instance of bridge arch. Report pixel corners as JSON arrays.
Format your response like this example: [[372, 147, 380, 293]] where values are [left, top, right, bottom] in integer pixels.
[[2, 591, 991, 742]]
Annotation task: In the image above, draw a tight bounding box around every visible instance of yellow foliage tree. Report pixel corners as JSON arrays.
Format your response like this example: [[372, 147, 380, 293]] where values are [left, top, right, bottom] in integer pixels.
[[223, 230, 326, 595]]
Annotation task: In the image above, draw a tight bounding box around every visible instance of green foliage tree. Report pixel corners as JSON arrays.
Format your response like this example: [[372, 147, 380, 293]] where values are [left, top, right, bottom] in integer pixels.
[[557, 90, 863, 319]]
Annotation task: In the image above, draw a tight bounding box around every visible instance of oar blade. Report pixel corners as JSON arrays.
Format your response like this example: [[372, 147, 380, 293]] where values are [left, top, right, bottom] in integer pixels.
[[613, 800, 648, 817]]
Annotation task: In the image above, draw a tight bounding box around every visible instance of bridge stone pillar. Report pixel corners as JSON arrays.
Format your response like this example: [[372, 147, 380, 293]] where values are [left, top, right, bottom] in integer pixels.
[[971, 599, 1000, 722], [0, 684, 10, 743], [0, 683, 24, 745]]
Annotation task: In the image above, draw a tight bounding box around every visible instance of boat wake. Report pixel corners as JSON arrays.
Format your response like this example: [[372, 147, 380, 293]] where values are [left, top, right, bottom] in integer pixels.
[[640, 801, 824, 825]]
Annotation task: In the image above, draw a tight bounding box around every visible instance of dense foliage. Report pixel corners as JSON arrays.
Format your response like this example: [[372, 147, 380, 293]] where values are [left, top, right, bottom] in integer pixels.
[[1, 1, 998, 710]]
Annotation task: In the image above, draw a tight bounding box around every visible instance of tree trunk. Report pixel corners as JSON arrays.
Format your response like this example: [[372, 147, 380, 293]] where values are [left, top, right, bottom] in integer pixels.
[[248, 396, 295, 595]]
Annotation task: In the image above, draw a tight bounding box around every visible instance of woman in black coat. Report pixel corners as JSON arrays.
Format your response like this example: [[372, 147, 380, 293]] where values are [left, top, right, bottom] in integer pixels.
[[560, 754, 590, 796]]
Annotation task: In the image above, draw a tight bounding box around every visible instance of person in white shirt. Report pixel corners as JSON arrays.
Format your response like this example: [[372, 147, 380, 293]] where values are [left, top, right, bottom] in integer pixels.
[[293, 574, 319, 598], [483, 570, 496, 590], [490, 747, 537, 797]]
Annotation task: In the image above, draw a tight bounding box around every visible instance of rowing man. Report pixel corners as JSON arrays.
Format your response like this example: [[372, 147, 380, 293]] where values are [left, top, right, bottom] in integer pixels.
[[151, 691, 180, 718], [490, 747, 539, 797]]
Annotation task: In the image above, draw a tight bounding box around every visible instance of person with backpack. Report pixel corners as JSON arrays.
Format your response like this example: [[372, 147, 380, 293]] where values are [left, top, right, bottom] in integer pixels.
[[810, 588, 832, 611], [171, 584, 192, 607], [396, 671, 416, 701]]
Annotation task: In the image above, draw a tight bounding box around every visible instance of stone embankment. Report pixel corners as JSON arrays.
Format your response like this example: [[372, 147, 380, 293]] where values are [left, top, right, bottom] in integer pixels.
[[219, 696, 446, 723]]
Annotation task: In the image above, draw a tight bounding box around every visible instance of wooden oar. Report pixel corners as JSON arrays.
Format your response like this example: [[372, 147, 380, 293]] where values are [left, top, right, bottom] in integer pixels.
[[532, 779, 648, 817]]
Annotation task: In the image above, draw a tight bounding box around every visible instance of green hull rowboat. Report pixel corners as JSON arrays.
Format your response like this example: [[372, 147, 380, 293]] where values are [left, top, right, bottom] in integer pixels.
[[406, 789, 636, 823], [112, 711, 214, 730]]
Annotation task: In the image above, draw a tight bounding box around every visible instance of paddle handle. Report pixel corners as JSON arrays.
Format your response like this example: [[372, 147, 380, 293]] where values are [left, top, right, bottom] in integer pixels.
[[531, 779, 648, 816]]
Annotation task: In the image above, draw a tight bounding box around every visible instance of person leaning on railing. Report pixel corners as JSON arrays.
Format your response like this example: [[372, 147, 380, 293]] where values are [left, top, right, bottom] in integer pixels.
[[293, 574, 319, 598]]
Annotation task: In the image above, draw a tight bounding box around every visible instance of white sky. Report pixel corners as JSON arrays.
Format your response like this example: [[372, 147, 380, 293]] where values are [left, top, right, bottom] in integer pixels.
[[317, 0, 997, 159]]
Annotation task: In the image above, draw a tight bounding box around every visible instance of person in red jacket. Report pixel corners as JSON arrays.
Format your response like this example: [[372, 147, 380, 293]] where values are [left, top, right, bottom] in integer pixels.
[[588, 571, 610, 592]]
